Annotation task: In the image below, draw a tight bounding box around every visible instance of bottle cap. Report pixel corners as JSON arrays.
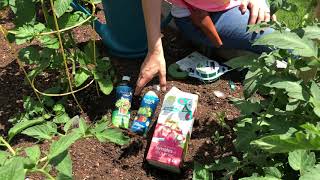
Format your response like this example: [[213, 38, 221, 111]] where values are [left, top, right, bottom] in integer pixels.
[[122, 76, 131, 81]]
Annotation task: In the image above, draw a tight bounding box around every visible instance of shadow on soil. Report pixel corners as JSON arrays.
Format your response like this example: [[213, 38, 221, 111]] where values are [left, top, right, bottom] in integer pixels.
[[0, 61, 31, 136]]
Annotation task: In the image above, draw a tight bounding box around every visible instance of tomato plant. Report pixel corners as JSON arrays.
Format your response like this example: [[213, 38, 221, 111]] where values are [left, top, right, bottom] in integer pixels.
[[1, 0, 115, 111], [0, 0, 129, 179], [194, 1, 320, 179]]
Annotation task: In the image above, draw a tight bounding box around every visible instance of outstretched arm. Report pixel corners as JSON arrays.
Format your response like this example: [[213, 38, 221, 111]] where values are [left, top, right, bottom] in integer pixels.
[[135, 0, 167, 95]]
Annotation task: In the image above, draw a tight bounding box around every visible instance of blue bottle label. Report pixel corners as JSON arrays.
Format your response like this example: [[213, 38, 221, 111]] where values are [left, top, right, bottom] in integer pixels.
[[112, 85, 132, 128], [131, 91, 159, 135]]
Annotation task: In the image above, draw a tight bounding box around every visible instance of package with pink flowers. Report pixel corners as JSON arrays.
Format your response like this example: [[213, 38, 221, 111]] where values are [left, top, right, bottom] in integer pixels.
[[146, 87, 198, 173]]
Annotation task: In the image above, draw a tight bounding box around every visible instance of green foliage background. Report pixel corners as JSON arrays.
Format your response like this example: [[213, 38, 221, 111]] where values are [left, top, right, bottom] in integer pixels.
[[274, 0, 316, 29]]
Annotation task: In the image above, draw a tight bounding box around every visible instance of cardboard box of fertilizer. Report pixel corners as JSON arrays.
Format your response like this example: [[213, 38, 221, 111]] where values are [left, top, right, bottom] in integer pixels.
[[146, 87, 198, 173]]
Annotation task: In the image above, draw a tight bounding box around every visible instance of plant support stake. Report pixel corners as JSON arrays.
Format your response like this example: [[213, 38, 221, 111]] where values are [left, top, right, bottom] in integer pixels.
[[49, 0, 84, 113]]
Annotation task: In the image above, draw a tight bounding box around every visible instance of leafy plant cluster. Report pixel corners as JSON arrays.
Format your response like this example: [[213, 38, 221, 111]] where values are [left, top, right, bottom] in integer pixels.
[[1, 96, 130, 179], [1, 0, 115, 98], [0, 0, 130, 179], [194, 1, 320, 180]]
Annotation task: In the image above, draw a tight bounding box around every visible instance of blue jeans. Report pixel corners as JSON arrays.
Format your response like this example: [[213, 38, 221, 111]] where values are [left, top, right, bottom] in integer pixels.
[[174, 6, 273, 54]]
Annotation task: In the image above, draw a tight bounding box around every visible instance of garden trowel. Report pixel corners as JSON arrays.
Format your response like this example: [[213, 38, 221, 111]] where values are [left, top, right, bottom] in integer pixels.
[[182, 0, 223, 48]]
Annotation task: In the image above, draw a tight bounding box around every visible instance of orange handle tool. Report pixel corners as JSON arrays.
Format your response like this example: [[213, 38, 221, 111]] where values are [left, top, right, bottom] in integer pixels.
[[183, 1, 223, 48]]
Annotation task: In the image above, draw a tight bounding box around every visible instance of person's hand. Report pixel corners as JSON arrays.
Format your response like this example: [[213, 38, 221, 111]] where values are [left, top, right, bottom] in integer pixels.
[[134, 49, 166, 95], [239, 0, 277, 24]]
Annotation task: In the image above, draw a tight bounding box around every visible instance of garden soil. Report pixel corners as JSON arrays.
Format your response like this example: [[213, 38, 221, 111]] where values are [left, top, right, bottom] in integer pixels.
[[0, 6, 243, 180]]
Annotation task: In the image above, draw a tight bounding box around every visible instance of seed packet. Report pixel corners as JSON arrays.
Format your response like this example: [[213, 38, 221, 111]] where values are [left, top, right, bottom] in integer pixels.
[[146, 87, 198, 173]]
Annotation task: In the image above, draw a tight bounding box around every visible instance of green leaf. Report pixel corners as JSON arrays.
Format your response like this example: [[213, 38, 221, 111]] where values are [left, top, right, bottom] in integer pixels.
[[193, 162, 213, 180], [94, 128, 130, 145], [73, 117, 88, 136], [7, 0, 16, 13], [75, 68, 91, 87], [53, 103, 65, 113], [0, 157, 26, 180], [0, 0, 9, 9], [231, 98, 261, 115], [288, 150, 316, 174], [251, 127, 320, 153], [92, 121, 108, 134], [10, 23, 46, 45], [23, 96, 44, 116], [240, 176, 280, 180], [14, 0, 36, 26], [299, 164, 320, 180], [205, 156, 240, 179], [234, 118, 260, 152], [54, 0, 73, 18], [58, 11, 88, 29], [75, 48, 91, 66], [54, 151, 73, 179], [248, 22, 271, 33], [25, 145, 41, 164], [25, 60, 50, 84], [94, 73, 113, 95], [93, 0, 101, 4], [38, 34, 59, 49], [0, 151, 10, 166], [22, 122, 57, 140], [63, 115, 80, 133], [302, 25, 320, 40], [224, 54, 259, 69], [253, 31, 318, 57], [286, 99, 300, 111], [310, 81, 320, 118], [264, 80, 307, 101], [84, 42, 101, 62], [53, 113, 71, 124], [243, 68, 261, 98], [206, 156, 240, 171], [42, 87, 61, 107], [8, 117, 45, 141], [301, 123, 320, 135], [48, 131, 82, 160], [18, 46, 40, 65], [95, 58, 113, 77], [263, 167, 282, 179]]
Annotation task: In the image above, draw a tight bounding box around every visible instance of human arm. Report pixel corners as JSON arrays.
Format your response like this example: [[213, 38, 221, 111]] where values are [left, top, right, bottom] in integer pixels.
[[239, 0, 277, 24], [134, 0, 167, 95]]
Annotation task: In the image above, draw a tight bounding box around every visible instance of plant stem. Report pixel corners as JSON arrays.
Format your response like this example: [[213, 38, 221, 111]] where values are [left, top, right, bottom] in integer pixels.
[[0, 136, 16, 155], [41, 160, 49, 170], [39, 156, 48, 163], [49, 0, 84, 113], [91, 21, 100, 97], [40, 0, 49, 24]]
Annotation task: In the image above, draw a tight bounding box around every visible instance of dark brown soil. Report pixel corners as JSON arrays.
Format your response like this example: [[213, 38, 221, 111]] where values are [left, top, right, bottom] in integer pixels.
[[0, 5, 242, 180]]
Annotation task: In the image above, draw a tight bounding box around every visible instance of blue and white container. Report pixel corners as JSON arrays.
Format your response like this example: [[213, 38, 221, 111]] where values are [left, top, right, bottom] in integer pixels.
[[112, 76, 133, 128], [131, 91, 160, 135]]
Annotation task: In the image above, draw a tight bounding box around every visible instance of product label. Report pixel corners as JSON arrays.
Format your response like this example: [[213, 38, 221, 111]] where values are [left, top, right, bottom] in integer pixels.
[[112, 85, 132, 128], [146, 87, 198, 172], [131, 92, 159, 135]]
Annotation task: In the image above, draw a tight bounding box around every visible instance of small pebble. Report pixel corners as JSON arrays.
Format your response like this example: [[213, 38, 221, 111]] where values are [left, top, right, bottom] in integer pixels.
[[213, 90, 226, 99], [227, 115, 234, 120], [205, 140, 212, 144], [204, 151, 209, 156]]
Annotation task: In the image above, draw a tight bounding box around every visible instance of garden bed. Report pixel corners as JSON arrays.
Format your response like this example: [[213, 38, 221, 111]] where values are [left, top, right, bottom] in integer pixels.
[[0, 6, 242, 180]]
